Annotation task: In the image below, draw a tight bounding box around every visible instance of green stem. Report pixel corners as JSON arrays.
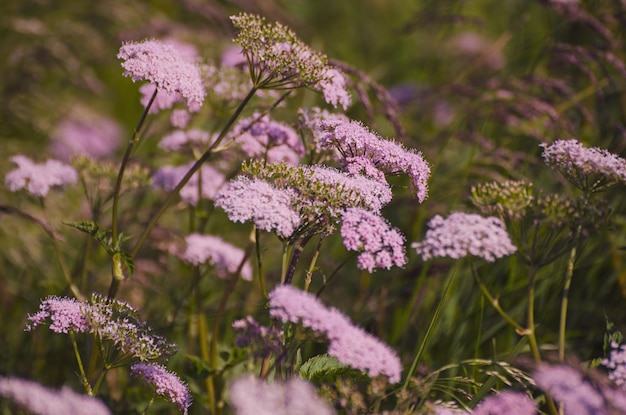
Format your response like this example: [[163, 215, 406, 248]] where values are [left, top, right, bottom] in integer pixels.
[[559, 226, 581, 361], [304, 238, 323, 292], [70, 330, 93, 396], [130, 86, 258, 259], [526, 267, 542, 363], [470, 262, 524, 333], [111, 87, 157, 248], [91, 368, 108, 396], [254, 227, 268, 299], [402, 266, 457, 390]]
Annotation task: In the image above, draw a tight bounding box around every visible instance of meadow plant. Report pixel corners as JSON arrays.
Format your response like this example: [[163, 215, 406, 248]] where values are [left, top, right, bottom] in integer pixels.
[[3, 4, 626, 415]]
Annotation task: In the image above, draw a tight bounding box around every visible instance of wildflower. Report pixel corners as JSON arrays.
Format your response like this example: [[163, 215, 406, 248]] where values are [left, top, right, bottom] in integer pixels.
[[131, 363, 192, 415], [152, 163, 225, 205], [269, 285, 402, 382], [0, 377, 111, 415], [232, 316, 282, 358], [602, 342, 626, 388], [229, 376, 335, 415], [340, 208, 406, 272], [297, 107, 349, 154], [118, 39, 205, 109], [473, 391, 536, 415], [231, 113, 304, 164], [27, 294, 176, 363], [541, 139, 626, 192], [178, 234, 252, 280], [534, 364, 607, 415], [50, 109, 123, 161], [170, 109, 191, 129], [5, 155, 78, 197], [471, 180, 534, 220], [319, 119, 431, 202], [26, 296, 89, 334], [214, 177, 301, 239], [412, 212, 517, 262], [230, 13, 351, 108]]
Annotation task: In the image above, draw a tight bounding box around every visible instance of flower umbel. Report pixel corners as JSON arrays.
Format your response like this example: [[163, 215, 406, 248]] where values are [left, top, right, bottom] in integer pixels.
[[5, 155, 78, 197], [178, 233, 253, 280], [269, 285, 402, 382], [131, 363, 192, 415], [541, 139, 626, 193], [412, 212, 517, 262]]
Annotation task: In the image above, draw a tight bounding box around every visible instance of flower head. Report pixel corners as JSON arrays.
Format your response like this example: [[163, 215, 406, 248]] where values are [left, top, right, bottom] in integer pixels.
[[341, 208, 406, 272], [297, 107, 349, 154], [5, 155, 78, 197], [473, 391, 536, 415], [0, 377, 111, 415], [412, 212, 517, 262], [232, 316, 282, 358], [158, 129, 215, 153], [471, 180, 534, 220], [231, 113, 304, 164], [152, 163, 225, 206], [269, 285, 402, 382], [541, 139, 626, 192], [178, 234, 252, 280], [26, 296, 90, 334], [602, 342, 626, 388], [319, 119, 430, 202], [215, 177, 301, 239], [229, 376, 335, 415], [230, 13, 351, 108], [118, 39, 205, 109], [50, 109, 123, 161], [131, 363, 192, 415]]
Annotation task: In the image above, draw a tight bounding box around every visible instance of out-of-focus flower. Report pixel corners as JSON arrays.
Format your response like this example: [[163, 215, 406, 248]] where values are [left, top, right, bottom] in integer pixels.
[[412, 212, 517, 262], [170, 109, 191, 129], [131, 363, 192, 415], [534, 364, 607, 415], [319, 119, 430, 202], [230, 13, 351, 109], [5, 155, 78, 197], [541, 139, 626, 192], [50, 109, 123, 161], [118, 39, 205, 109], [602, 342, 626, 388], [269, 285, 402, 382], [158, 129, 214, 152], [473, 391, 536, 415], [229, 376, 335, 415], [178, 233, 252, 280], [341, 207, 406, 272], [152, 162, 225, 206], [0, 377, 111, 415], [215, 177, 301, 239], [232, 316, 282, 358], [231, 113, 304, 164]]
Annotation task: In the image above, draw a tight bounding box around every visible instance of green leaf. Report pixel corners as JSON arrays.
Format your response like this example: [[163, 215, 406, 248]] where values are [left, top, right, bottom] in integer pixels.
[[64, 220, 114, 255], [299, 354, 367, 384]]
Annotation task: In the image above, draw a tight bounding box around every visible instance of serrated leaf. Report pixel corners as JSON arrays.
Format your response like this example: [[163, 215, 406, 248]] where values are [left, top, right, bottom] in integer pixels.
[[299, 354, 367, 384], [64, 220, 114, 255]]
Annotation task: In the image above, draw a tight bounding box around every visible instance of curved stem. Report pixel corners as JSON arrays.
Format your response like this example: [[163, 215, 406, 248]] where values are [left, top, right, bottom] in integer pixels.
[[402, 265, 457, 390], [70, 330, 93, 396], [130, 86, 258, 259], [470, 262, 524, 333]]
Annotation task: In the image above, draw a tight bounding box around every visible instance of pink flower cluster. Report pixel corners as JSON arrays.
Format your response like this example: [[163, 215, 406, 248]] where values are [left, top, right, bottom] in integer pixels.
[[178, 233, 252, 280], [158, 129, 215, 152], [0, 377, 111, 415], [297, 107, 349, 154], [118, 39, 205, 109], [341, 208, 406, 272], [231, 113, 304, 164], [131, 363, 192, 415], [151, 162, 225, 205], [319, 119, 430, 202], [269, 285, 402, 383], [412, 212, 517, 262], [229, 376, 335, 415], [215, 177, 301, 239], [602, 342, 626, 388], [5, 155, 78, 197], [541, 139, 626, 191], [232, 316, 282, 358], [473, 391, 536, 415]]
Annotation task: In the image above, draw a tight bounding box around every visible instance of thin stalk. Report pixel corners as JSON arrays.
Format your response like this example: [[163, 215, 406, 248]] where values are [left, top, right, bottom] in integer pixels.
[[304, 238, 323, 292], [402, 266, 457, 390], [559, 226, 581, 361], [470, 262, 524, 333], [70, 330, 93, 396], [254, 227, 268, 299], [198, 312, 214, 414], [111, 87, 157, 247], [130, 86, 257, 259], [526, 267, 542, 363]]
